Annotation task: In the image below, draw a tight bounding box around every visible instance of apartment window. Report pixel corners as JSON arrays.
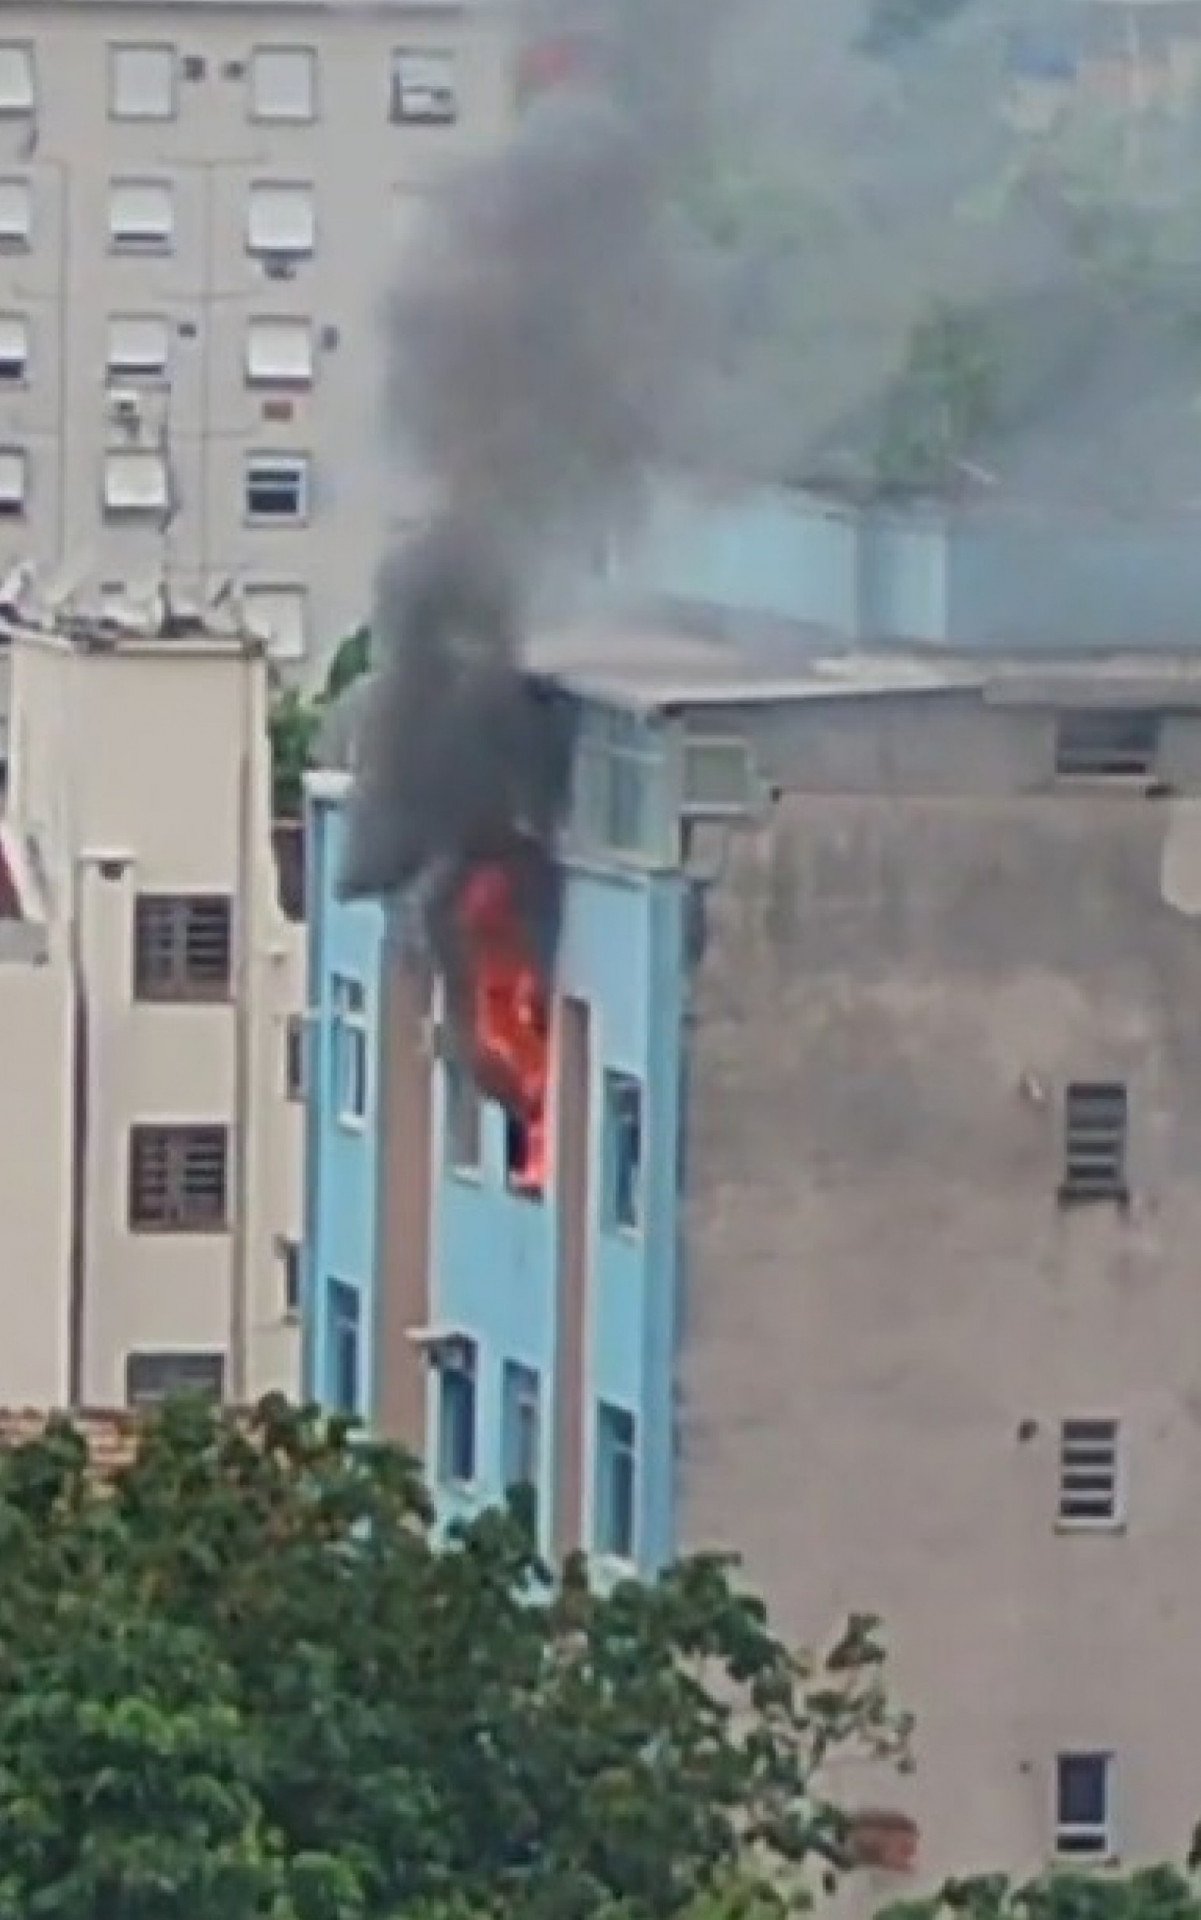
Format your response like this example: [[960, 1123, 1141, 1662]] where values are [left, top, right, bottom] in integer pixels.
[[444, 1060, 481, 1174], [1058, 1418, 1121, 1528], [594, 1402, 637, 1562], [1055, 709, 1160, 779], [247, 181, 315, 258], [125, 1349, 225, 1406], [109, 44, 177, 120], [244, 453, 309, 524], [0, 177, 31, 250], [0, 44, 34, 116], [280, 1238, 301, 1318], [0, 314, 28, 383], [502, 1361, 541, 1514], [133, 894, 232, 1001], [285, 1012, 306, 1099], [0, 447, 26, 518], [390, 48, 458, 123], [1055, 1752, 1113, 1859], [106, 314, 170, 383], [331, 974, 368, 1126], [103, 449, 170, 519], [108, 178, 174, 253], [573, 709, 666, 861], [604, 1071, 643, 1232], [436, 1338, 477, 1485], [250, 46, 317, 122], [243, 583, 307, 660], [245, 317, 313, 388], [128, 1124, 229, 1232], [327, 1280, 361, 1415], [1061, 1082, 1128, 1203]]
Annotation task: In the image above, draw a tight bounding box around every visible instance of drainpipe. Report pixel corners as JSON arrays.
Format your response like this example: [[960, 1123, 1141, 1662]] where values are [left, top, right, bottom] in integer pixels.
[[66, 864, 88, 1408], [227, 641, 257, 1403]]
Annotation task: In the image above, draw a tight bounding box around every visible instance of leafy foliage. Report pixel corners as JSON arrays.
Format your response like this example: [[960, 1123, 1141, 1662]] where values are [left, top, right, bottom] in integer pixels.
[[0, 1398, 911, 1920], [875, 302, 1001, 490], [881, 1867, 1201, 1920], [268, 687, 325, 821]]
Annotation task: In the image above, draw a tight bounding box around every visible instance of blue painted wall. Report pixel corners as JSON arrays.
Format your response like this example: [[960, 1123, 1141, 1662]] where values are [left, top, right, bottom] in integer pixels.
[[304, 785, 386, 1420]]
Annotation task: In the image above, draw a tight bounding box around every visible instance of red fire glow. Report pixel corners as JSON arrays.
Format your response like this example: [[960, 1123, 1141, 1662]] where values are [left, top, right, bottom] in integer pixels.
[[454, 859, 551, 1194]]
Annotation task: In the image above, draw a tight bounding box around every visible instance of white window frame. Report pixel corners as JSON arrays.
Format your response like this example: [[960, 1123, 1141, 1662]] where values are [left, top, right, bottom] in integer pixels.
[[250, 45, 317, 123], [244, 452, 310, 525], [108, 43, 177, 121], [0, 312, 29, 383], [245, 317, 314, 388], [0, 43, 34, 116], [331, 974, 369, 1129], [246, 181, 315, 259], [102, 448, 170, 519], [106, 314, 170, 383], [242, 583, 308, 662], [1054, 1752, 1114, 1860], [108, 178, 175, 254], [0, 446, 27, 517], [0, 176, 32, 250], [1057, 1417, 1122, 1530], [390, 47, 457, 123]]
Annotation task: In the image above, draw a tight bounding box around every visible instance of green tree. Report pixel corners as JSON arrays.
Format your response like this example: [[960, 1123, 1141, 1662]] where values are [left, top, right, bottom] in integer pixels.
[[881, 1866, 1201, 1920], [323, 624, 372, 703], [0, 1398, 912, 1920], [268, 686, 324, 820]]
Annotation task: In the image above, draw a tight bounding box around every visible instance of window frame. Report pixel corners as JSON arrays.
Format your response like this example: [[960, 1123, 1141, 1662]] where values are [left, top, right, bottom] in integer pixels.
[[102, 448, 170, 520], [127, 1123, 230, 1234], [125, 1349, 225, 1406], [331, 973, 369, 1129], [280, 1237, 302, 1319], [1060, 1081, 1129, 1205], [132, 893, 233, 1003], [285, 1011, 306, 1100], [327, 1278, 362, 1414], [1054, 1751, 1114, 1860], [1057, 1417, 1123, 1531], [0, 42, 35, 117], [246, 180, 316, 259], [444, 1057, 482, 1178], [106, 313, 170, 384], [436, 1337, 478, 1486], [502, 1360, 541, 1510], [0, 311, 28, 384], [1054, 708, 1161, 781], [243, 451, 310, 526], [108, 42, 178, 122], [390, 47, 458, 124], [249, 44, 318, 123], [107, 177, 175, 255], [603, 1069, 644, 1234], [0, 176, 31, 251], [245, 316, 314, 389], [0, 445, 27, 518], [594, 1400, 638, 1564]]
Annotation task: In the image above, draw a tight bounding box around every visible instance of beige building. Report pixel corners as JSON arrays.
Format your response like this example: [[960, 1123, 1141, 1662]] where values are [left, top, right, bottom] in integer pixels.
[[0, 601, 303, 1408], [0, 0, 513, 679]]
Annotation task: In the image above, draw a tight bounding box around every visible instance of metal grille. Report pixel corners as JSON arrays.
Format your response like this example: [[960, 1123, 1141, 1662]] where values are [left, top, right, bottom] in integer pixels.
[[134, 894, 232, 999], [128, 1124, 229, 1230], [1061, 1082, 1127, 1201], [1058, 1418, 1120, 1526], [1055, 709, 1160, 779]]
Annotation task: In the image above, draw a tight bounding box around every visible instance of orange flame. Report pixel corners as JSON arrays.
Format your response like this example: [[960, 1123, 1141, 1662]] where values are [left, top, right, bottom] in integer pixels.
[[455, 861, 551, 1194]]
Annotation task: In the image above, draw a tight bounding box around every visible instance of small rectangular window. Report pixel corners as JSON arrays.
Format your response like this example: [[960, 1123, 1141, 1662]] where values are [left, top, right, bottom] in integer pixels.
[[0, 176, 31, 250], [437, 1338, 477, 1485], [390, 48, 457, 123], [108, 178, 175, 254], [0, 313, 28, 382], [331, 973, 368, 1126], [1055, 1752, 1113, 1858], [1055, 710, 1160, 779], [109, 44, 177, 120], [285, 1012, 306, 1100], [103, 449, 170, 519], [604, 1071, 643, 1232], [134, 894, 232, 1000], [250, 45, 317, 122], [128, 1124, 229, 1232], [125, 1349, 225, 1406], [327, 1279, 361, 1414], [243, 583, 308, 660], [280, 1238, 302, 1317], [595, 1401, 637, 1561], [245, 317, 313, 388], [0, 43, 34, 116], [502, 1360, 541, 1521], [0, 446, 26, 517], [244, 453, 309, 523], [106, 314, 170, 382], [444, 1060, 481, 1175], [1058, 1418, 1121, 1528], [247, 181, 315, 258], [1061, 1082, 1128, 1204]]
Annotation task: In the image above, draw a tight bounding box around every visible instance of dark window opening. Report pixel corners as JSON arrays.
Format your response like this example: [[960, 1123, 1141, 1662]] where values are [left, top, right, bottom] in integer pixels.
[[503, 1360, 541, 1535], [437, 1339, 477, 1485], [280, 1238, 301, 1317], [1055, 1752, 1112, 1857], [125, 1349, 225, 1406], [595, 1401, 637, 1561], [128, 1124, 228, 1231], [134, 893, 232, 1000], [504, 1109, 541, 1197], [327, 1279, 360, 1415], [285, 1014, 306, 1100], [1058, 1417, 1120, 1526], [1061, 1082, 1128, 1204], [604, 1071, 643, 1231], [1055, 709, 1160, 779]]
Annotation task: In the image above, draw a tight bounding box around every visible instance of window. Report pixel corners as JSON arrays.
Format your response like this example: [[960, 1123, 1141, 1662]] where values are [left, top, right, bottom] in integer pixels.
[[280, 1239, 301, 1318], [595, 1402, 637, 1561], [604, 1072, 643, 1232], [327, 1280, 361, 1414], [682, 736, 759, 815], [0, 43, 34, 115], [331, 974, 368, 1126], [502, 1361, 541, 1514], [133, 894, 232, 1001], [390, 48, 458, 123], [0, 447, 26, 518], [1055, 709, 1160, 779], [0, 177, 31, 250], [444, 1059, 481, 1174], [106, 314, 170, 382], [108, 178, 174, 253], [246, 317, 313, 388], [125, 1349, 225, 1406], [1058, 1418, 1121, 1528], [1055, 1752, 1113, 1859], [285, 1012, 306, 1100], [128, 1124, 229, 1232], [243, 583, 308, 660], [0, 314, 28, 383], [103, 449, 170, 518], [247, 181, 315, 258], [436, 1338, 477, 1484], [109, 44, 177, 120], [250, 45, 317, 121], [1061, 1082, 1128, 1203], [573, 709, 666, 860], [244, 453, 309, 524]]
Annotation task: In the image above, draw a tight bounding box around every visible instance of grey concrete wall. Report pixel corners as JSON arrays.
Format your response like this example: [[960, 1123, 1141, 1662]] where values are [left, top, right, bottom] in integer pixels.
[[679, 778, 1201, 1880]]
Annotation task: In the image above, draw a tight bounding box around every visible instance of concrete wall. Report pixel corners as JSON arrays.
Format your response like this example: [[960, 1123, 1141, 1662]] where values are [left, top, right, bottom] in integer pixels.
[[679, 727, 1201, 1874]]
